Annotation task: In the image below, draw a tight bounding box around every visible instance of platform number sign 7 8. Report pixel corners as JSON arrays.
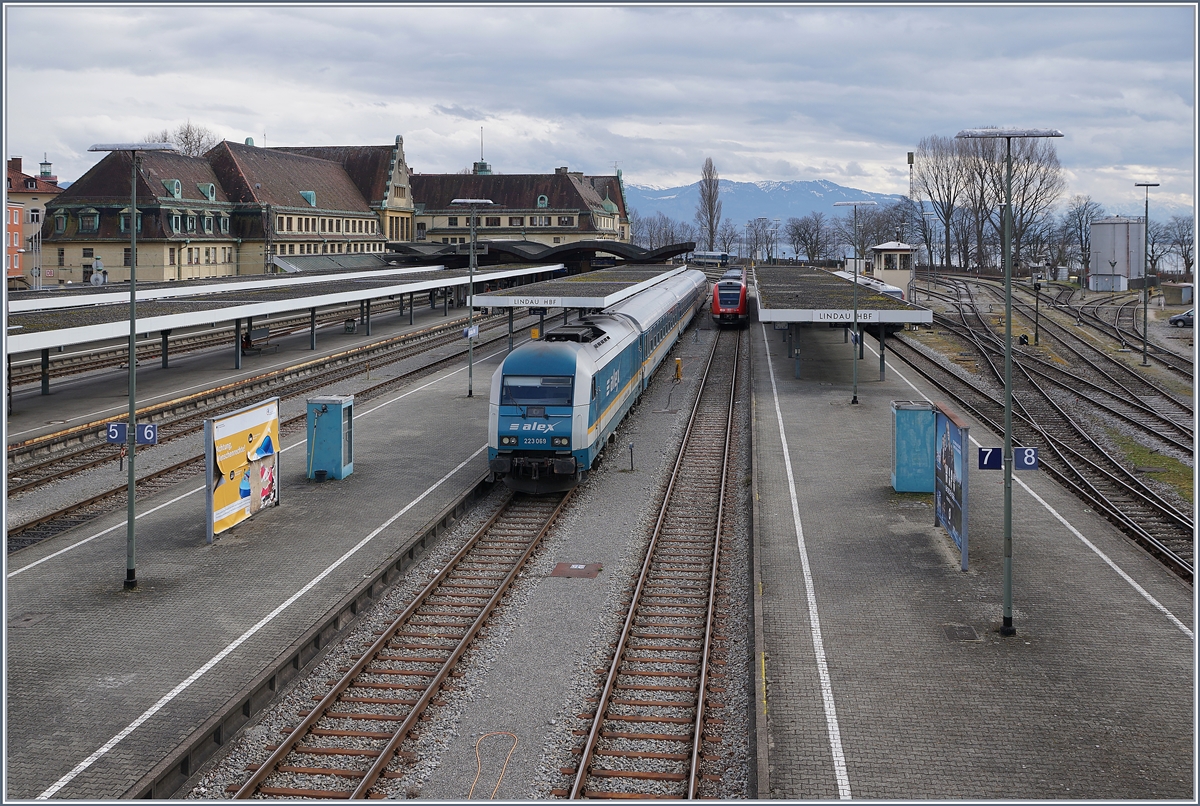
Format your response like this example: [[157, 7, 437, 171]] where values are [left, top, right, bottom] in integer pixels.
[[978, 446, 1038, 470]]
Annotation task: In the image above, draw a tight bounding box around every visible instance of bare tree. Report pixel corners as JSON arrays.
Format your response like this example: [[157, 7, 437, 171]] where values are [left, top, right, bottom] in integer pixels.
[[959, 136, 1001, 271], [785, 217, 805, 261], [716, 218, 740, 256], [914, 134, 967, 272], [744, 218, 773, 262], [694, 157, 722, 252], [1062, 195, 1105, 285], [1168, 214, 1194, 282], [144, 120, 221, 157], [1147, 219, 1172, 276], [982, 136, 1066, 270], [628, 208, 646, 248]]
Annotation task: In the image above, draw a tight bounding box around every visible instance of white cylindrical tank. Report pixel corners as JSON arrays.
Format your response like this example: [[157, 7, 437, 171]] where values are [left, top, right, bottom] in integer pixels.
[[1090, 217, 1146, 291]]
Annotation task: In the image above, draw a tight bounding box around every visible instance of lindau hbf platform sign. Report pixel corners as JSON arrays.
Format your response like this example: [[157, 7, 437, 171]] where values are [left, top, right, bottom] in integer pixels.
[[205, 398, 281, 541]]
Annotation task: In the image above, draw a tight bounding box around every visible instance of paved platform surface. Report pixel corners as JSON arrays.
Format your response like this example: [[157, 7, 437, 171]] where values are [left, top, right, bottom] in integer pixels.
[[751, 320, 1194, 799], [4, 301, 509, 800]]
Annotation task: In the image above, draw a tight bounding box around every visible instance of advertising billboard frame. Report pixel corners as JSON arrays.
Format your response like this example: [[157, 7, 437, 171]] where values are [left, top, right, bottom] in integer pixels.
[[205, 397, 281, 542], [934, 403, 969, 571]]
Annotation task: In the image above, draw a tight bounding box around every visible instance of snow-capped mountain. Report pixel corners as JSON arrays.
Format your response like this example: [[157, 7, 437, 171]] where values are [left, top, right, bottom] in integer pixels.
[[624, 179, 905, 225]]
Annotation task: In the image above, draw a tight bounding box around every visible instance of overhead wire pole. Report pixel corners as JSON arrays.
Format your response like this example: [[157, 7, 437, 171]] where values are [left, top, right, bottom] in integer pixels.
[[1135, 182, 1159, 367], [451, 198, 494, 397], [89, 141, 178, 589], [833, 200, 877, 404], [956, 127, 1063, 637]]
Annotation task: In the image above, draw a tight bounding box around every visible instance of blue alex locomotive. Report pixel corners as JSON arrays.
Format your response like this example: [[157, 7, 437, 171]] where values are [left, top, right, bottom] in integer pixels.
[[488, 270, 708, 493]]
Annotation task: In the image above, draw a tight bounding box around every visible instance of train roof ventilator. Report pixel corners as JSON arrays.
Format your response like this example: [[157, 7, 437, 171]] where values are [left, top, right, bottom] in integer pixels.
[[307, 395, 354, 481]]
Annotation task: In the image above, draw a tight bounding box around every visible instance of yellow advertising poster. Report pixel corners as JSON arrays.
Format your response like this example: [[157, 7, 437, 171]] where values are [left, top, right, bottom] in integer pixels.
[[205, 398, 280, 539]]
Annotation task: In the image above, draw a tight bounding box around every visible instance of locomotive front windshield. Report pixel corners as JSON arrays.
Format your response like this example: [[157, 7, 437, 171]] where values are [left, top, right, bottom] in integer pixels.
[[501, 375, 574, 407], [718, 284, 742, 306]]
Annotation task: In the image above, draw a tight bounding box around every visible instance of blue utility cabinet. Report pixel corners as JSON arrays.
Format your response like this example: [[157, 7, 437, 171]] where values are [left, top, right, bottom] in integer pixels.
[[891, 400, 935, 492], [307, 395, 354, 480]]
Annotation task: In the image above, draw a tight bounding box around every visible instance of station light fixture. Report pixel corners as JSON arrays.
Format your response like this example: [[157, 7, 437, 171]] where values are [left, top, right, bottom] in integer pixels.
[[88, 141, 178, 590], [833, 200, 877, 404], [450, 198, 494, 397], [955, 127, 1063, 637]]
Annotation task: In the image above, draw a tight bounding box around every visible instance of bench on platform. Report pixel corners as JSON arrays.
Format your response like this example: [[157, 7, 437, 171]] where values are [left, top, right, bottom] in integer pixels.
[[242, 327, 279, 355]]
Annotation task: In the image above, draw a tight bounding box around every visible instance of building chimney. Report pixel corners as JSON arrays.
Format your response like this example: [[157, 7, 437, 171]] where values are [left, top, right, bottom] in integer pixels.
[[8, 156, 21, 174]]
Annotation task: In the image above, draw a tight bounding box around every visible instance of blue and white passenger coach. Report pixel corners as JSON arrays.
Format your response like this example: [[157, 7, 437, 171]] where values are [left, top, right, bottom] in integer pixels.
[[488, 270, 708, 493]]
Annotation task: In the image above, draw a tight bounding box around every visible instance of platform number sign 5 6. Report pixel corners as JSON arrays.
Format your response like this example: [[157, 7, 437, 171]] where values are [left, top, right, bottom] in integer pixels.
[[978, 446, 1038, 470], [106, 422, 158, 445]]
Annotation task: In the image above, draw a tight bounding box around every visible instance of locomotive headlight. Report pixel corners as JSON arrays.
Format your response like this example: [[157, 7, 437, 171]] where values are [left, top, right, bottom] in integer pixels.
[[551, 437, 570, 447], [500, 435, 518, 446]]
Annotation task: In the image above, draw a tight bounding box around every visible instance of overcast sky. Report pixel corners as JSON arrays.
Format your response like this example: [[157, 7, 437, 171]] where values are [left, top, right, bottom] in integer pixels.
[[4, 4, 1196, 216]]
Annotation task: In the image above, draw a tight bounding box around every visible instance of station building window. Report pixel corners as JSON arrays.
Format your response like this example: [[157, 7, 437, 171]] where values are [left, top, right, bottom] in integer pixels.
[[82, 248, 94, 258], [57, 248, 64, 266], [558, 216, 574, 226], [485, 217, 501, 227], [124, 248, 132, 266], [169, 248, 176, 265]]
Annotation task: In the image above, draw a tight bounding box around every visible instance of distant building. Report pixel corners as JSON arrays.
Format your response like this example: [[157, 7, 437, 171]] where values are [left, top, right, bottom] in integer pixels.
[[868, 240, 914, 297], [409, 164, 631, 248], [41, 139, 395, 284], [7, 199, 24, 285], [7, 155, 63, 287]]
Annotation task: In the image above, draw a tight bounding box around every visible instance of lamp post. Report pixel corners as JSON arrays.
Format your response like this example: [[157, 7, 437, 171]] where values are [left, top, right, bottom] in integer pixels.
[[89, 142, 177, 589], [1033, 279, 1042, 345], [957, 127, 1063, 637], [450, 198, 493, 397], [833, 200, 877, 404], [1135, 182, 1159, 366]]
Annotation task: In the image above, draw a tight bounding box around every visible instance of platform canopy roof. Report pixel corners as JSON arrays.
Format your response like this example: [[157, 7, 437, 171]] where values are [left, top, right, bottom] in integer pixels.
[[754, 265, 932, 324], [476, 264, 688, 310], [7, 263, 559, 354]]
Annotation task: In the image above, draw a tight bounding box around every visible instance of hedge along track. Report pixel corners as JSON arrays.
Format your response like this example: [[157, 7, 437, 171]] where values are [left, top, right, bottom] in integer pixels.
[[6, 312, 538, 552], [6, 307, 536, 496], [566, 327, 741, 800], [229, 490, 573, 799]]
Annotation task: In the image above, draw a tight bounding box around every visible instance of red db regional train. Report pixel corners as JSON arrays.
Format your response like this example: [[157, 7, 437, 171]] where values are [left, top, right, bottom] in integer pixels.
[[711, 266, 749, 326]]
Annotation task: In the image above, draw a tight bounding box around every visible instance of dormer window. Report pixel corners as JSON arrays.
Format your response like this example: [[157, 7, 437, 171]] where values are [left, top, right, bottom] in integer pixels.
[[537, 195, 548, 208], [203, 216, 213, 233], [300, 190, 316, 207], [219, 216, 229, 234], [197, 182, 217, 201], [186, 214, 197, 232], [118, 210, 143, 233], [54, 214, 66, 233], [172, 213, 182, 232], [25, 179, 36, 189], [163, 179, 182, 199], [78, 209, 99, 232]]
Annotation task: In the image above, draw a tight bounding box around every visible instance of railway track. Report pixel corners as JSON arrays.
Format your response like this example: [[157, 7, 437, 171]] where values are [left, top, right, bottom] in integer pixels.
[[564, 327, 742, 799], [7, 309, 528, 494], [7, 299, 407, 388], [931, 281, 1193, 441], [890, 331, 1193, 582], [6, 313, 538, 552], [229, 490, 573, 799]]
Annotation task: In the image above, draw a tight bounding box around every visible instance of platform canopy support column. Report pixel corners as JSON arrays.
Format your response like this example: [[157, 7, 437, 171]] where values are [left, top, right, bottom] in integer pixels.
[[309, 308, 317, 350], [41, 348, 50, 395], [234, 318, 242, 370], [366, 299, 372, 336], [409, 293, 414, 325], [508, 308, 514, 353], [161, 330, 171, 369], [443, 288, 448, 317], [878, 325, 886, 380]]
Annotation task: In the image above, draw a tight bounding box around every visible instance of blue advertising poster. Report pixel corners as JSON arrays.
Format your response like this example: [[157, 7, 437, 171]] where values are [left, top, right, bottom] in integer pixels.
[[934, 406, 969, 571]]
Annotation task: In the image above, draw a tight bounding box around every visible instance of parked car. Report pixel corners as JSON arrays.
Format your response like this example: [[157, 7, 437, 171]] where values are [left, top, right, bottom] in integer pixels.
[[1168, 309, 1193, 327]]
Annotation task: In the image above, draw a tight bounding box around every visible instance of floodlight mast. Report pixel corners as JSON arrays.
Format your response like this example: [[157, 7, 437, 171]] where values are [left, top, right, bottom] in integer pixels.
[[833, 200, 877, 404], [450, 199, 494, 397], [955, 127, 1063, 637], [88, 141, 179, 589]]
